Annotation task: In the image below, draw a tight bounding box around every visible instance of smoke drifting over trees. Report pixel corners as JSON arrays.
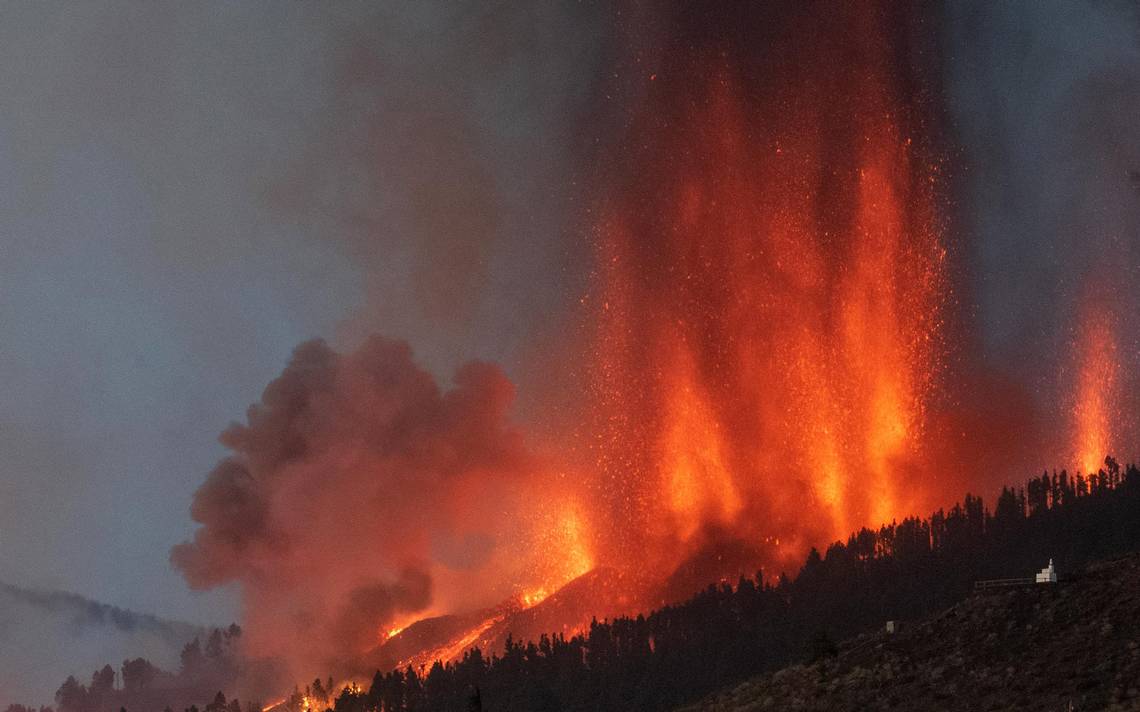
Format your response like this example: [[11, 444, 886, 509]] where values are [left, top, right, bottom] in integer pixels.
[[61, 460, 1137, 712], [0, 0, 609, 645], [0, 583, 200, 705]]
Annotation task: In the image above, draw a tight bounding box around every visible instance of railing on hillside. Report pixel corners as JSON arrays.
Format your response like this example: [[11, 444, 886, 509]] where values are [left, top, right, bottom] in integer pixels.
[[973, 577, 1034, 591]]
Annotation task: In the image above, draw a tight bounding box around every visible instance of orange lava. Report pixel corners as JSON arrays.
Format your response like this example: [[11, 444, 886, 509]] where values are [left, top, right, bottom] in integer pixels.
[[396, 611, 509, 672], [518, 587, 550, 608], [513, 496, 595, 607], [385, 624, 407, 640], [585, 5, 947, 576], [1072, 300, 1121, 474]]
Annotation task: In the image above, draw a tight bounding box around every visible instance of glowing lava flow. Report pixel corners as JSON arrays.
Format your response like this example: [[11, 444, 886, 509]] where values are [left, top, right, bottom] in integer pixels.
[[519, 587, 550, 609], [385, 624, 407, 641], [395, 611, 508, 671], [391, 599, 544, 673]]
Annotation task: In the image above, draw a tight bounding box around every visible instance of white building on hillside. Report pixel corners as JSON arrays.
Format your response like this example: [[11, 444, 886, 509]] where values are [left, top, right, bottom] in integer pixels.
[[1035, 559, 1057, 583]]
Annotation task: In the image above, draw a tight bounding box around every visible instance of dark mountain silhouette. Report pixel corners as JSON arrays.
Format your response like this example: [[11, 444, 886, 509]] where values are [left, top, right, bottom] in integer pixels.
[[0, 581, 201, 640], [363, 567, 645, 676], [366, 539, 772, 677], [478, 567, 642, 657]]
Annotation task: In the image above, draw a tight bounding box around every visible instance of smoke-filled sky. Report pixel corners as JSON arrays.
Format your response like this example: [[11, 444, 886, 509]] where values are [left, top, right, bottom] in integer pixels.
[[0, 1, 607, 627], [1, 0, 1138, 699]]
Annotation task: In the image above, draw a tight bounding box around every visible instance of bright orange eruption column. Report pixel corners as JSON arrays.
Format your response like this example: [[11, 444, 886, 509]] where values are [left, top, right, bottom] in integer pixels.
[[584, 6, 948, 578]]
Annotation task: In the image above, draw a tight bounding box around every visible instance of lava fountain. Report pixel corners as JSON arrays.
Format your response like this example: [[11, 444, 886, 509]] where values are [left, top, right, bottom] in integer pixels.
[[582, 3, 949, 580], [1070, 296, 1124, 475]]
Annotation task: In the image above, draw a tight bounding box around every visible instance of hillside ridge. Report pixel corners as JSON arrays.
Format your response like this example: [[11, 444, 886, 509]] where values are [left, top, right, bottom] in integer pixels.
[[682, 554, 1140, 711]]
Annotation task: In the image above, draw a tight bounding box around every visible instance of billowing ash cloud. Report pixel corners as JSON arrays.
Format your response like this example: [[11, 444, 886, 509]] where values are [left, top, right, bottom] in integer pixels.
[[171, 336, 567, 679]]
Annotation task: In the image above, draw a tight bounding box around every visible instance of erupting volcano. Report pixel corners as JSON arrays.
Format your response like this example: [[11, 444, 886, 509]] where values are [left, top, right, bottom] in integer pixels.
[[580, 2, 950, 588], [163, 0, 1140, 699], [13, 3, 1140, 711]]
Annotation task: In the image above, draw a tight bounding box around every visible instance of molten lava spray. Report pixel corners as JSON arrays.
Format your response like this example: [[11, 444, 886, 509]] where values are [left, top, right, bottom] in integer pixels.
[[1068, 289, 1133, 475], [582, 3, 949, 579]]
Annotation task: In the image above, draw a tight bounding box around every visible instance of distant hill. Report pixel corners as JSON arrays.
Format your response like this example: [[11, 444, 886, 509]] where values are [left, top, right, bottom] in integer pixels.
[[0, 582, 200, 705], [683, 554, 1140, 711]]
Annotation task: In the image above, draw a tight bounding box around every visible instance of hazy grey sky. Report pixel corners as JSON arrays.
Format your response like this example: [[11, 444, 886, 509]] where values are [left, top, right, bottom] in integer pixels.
[[0, 3, 358, 625], [945, 0, 1140, 366], [0, 1, 605, 627]]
